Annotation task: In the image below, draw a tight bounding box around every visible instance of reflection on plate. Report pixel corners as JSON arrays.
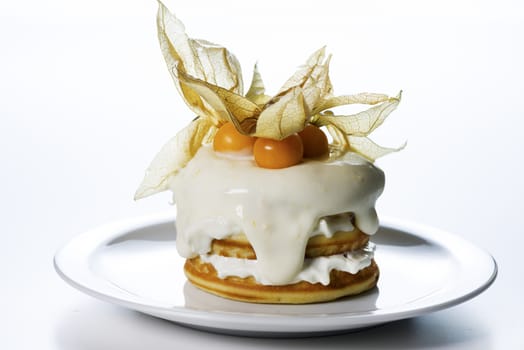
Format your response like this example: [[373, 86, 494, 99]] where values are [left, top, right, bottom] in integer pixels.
[[54, 212, 497, 337]]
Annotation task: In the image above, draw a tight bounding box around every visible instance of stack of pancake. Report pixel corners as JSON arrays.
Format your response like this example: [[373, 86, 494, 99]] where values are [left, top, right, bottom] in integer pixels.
[[184, 223, 379, 304]]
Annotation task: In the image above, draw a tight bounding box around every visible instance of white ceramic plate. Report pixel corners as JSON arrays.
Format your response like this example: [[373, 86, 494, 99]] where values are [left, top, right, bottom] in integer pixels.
[[54, 213, 497, 337]]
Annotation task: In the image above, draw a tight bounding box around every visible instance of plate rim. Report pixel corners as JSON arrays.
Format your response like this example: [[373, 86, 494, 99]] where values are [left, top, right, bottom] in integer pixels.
[[54, 212, 498, 335]]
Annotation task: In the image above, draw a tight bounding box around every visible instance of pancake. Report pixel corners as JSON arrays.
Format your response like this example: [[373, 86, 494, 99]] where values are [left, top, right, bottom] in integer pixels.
[[184, 257, 379, 304], [210, 228, 370, 259]]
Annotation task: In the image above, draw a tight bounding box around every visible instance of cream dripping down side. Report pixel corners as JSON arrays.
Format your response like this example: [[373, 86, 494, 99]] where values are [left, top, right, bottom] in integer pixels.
[[170, 146, 385, 285]]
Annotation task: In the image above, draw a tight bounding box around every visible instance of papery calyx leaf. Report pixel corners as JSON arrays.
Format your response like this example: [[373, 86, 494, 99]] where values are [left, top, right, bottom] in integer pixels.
[[254, 88, 308, 140], [321, 92, 404, 161], [316, 92, 401, 137], [348, 136, 406, 162], [157, 2, 243, 115], [134, 117, 216, 199], [246, 64, 271, 105], [276, 47, 333, 113], [177, 70, 260, 134], [313, 92, 391, 114], [325, 123, 350, 158]]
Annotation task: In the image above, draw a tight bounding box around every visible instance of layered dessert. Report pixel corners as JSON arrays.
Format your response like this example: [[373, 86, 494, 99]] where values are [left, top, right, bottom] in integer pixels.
[[135, 2, 402, 304]]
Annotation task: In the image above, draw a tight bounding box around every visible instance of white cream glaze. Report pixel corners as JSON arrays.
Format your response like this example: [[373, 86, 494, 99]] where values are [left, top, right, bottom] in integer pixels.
[[310, 212, 355, 238], [200, 243, 375, 285], [170, 145, 384, 285]]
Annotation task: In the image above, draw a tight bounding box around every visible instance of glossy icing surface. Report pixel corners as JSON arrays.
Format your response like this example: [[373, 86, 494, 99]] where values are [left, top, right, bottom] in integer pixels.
[[170, 146, 384, 285]]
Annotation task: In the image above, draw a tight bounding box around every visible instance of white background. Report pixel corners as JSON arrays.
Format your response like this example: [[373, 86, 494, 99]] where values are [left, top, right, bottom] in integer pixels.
[[1, 0, 523, 348]]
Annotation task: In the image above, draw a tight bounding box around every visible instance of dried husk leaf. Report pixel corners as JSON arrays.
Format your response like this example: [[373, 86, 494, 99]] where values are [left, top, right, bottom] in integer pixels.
[[347, 136, 406, 162], [246, 64, 272, 105], [134, 117, 216, 200], [175, 79, 224, 126], [177, 71, 260, 135], [316, 93, 401, 137], [313, 92, 391, 114], [276, 47, 332, 113], [321, 92, 404, 161], [178, 70, 260, 123], [157, 2, 243, 116], [189, 39, 243, 93], [277, 47, 326, 94], [302, 54, 333, 107], [326, 124, 350, 158], [254, 88, 308, 140]]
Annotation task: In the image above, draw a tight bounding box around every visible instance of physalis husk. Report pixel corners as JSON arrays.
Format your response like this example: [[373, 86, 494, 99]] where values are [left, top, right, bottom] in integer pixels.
[[134, 2, 403, 200]]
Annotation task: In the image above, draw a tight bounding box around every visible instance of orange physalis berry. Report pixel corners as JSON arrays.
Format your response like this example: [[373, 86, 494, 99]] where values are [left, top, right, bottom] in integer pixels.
[[298, 124, 329, 158], [213, 122, 256, 155], [253, 134, 304, 169]]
